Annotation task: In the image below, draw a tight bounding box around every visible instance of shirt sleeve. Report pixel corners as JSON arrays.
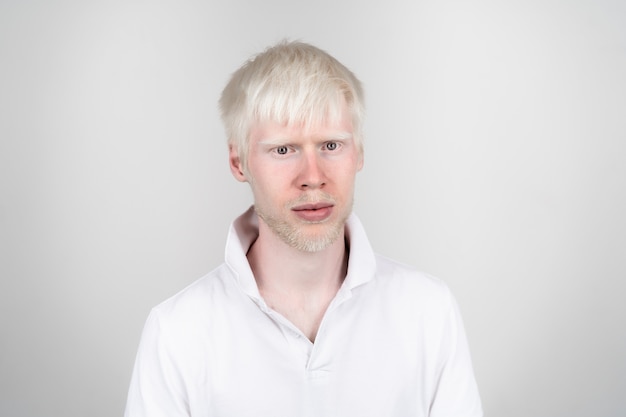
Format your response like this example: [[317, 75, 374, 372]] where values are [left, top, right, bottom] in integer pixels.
[[124, 309, 190, 417], [429, 289, 483, 417]]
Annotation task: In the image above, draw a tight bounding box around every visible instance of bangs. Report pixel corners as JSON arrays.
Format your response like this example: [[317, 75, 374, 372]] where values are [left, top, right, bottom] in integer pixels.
[[219, 41, 365, 168], [248, 74, 351, 131]]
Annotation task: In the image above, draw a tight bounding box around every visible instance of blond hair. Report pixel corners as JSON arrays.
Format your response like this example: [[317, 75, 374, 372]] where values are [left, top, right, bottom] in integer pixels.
[[219, 41, 365, 168]]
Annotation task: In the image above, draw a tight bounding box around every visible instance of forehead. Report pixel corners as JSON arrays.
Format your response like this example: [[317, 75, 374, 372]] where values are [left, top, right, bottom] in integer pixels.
[[250, 115, 353, 145], [249, 100, 354, 143]]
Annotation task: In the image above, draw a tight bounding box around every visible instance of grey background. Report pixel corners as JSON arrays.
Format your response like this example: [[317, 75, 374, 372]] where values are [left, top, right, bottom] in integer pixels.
[[1, 0, 625, 416]]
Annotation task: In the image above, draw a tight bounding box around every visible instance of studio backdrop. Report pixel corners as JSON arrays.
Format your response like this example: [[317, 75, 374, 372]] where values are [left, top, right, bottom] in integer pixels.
[[1, 1, 625, 416]]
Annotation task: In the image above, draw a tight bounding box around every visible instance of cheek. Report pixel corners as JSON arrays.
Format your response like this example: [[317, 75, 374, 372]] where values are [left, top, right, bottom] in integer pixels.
[[332, 163, 359, 185], [247, 160, 281, 185], [248, 170, 290, 200]]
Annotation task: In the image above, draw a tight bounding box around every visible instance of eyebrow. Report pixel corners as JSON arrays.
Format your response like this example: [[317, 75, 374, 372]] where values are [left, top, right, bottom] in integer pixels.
[[326, 132, 353, 141], [257, 131, 353, 146]]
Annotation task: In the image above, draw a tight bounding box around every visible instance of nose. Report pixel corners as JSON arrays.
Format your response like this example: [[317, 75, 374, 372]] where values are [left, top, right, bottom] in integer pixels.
[[298, 151, 326, 190]]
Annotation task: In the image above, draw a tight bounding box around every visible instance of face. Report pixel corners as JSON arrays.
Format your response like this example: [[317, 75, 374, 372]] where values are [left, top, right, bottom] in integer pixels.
[[229, 103, 363, 252]]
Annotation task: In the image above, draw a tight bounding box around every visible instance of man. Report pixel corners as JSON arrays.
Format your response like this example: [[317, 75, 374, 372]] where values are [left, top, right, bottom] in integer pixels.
[[125, 41, 482, 417]]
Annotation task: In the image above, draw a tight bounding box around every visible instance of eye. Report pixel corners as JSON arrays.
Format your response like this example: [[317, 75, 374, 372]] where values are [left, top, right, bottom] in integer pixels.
[[325, 141, 339, 151], [275, 146, 289, 155]]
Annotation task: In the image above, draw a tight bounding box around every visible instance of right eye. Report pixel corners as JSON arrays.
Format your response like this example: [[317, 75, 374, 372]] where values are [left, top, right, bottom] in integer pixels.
[[275, 146, 289, 155]]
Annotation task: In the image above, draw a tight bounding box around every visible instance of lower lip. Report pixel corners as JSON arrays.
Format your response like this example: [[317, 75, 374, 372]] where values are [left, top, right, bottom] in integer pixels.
[[293, 206, 333, 222]]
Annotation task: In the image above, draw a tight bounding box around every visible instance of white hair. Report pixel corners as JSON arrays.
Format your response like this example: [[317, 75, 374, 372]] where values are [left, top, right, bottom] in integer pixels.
[[219, 40, 365, 169]]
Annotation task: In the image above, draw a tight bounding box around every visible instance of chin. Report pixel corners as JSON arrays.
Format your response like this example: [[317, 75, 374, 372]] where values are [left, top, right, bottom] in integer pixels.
[[286, 222, 345, 252], [256, 203, 349, 253]]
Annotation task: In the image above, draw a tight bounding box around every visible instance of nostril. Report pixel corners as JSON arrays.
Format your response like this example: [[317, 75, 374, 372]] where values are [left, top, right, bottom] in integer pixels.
[[300, 181, 326, 189]]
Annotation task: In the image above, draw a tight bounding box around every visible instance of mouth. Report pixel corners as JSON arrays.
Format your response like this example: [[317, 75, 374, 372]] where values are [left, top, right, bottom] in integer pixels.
[[291, 202, 334, 211], [291, 202, 334, 222]]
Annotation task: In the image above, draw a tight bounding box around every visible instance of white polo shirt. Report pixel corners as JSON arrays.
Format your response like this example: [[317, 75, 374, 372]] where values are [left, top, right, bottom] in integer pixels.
[[125, 208, 483, 417]]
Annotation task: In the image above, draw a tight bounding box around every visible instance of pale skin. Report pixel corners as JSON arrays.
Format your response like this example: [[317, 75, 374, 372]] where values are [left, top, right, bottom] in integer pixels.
[[229, 103, 363, 342]]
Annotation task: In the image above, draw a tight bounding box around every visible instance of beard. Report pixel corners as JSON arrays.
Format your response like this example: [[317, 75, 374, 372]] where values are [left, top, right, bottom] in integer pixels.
[[254, 192, 352, 253]]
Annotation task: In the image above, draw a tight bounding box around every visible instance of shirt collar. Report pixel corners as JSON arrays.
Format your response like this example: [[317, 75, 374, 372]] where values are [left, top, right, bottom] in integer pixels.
[[224, 206, 262, 299], [224, 206, 377, 300]]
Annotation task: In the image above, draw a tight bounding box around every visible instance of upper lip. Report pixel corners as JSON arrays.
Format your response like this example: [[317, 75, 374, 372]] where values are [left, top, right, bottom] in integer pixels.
[[291, 202, 334, 211]]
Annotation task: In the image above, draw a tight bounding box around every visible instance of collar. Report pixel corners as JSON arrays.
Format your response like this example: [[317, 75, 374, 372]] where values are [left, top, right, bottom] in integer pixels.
[[224, 206, 377, 301]]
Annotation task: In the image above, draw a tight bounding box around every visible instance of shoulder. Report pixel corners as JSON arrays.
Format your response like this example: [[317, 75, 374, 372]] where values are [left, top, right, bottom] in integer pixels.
[[148, 263, 237, 329], [367, 254, 456, 313], [135, 263, 246, 364], [374, 254, 451, 294]]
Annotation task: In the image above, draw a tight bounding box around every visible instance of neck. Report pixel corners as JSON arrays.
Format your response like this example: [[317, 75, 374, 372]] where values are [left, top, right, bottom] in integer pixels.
[[246, 216, 348, 341]]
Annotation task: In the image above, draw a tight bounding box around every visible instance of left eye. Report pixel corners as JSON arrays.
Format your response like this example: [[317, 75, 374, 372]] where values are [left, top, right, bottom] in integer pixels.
[[275, 146, 289, 155], [325, 142, 338, 151]]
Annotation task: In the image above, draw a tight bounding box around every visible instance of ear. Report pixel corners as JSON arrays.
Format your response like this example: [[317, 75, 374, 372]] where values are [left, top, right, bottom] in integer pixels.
[[229, 145, 247, 182], [356, 150, 364, 172]]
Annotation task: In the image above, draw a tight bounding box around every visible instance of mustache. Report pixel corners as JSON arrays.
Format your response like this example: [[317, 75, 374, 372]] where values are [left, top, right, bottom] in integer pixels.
[[287, 192, 336, 208]]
